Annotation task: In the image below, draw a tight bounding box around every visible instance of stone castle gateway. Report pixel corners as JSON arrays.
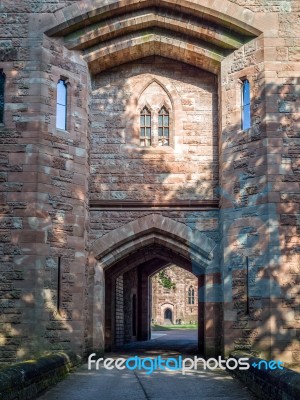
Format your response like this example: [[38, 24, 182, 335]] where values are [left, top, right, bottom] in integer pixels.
[[0, 0, 299, 364]]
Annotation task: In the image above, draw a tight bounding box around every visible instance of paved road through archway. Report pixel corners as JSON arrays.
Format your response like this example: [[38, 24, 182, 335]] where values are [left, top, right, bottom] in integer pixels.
[[39, 330, 255, 400]]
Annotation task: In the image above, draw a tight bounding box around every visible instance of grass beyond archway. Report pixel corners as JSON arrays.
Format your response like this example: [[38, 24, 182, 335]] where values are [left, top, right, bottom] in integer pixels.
[[152, 324, 198, 331]]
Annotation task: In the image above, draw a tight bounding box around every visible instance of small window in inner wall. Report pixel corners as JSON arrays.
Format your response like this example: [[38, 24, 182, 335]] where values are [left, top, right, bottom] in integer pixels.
[[188, 287, 195, 305], [140, 106, 151, 146], [158, 106, 169, 146], [241, 79, 251, 130], [56, 79, 67, 130], [0, 71, 5, 124]]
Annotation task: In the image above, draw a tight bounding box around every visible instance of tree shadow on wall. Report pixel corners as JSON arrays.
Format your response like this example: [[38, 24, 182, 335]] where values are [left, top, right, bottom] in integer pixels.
[[1, 56, 299, 366], [90, 62, 300, 363]]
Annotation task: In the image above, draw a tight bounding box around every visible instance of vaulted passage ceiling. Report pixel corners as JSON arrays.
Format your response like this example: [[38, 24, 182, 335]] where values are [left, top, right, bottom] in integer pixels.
[[46, 0, 261, 75]]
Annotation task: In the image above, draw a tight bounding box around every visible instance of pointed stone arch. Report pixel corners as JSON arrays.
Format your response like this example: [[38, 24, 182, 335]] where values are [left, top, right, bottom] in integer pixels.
[[45, 0, 262, 74], [91, 214, 218, 270], [46, 0, 263, 38], [138, 78, 174, 109], [85, 33, 223, 75]]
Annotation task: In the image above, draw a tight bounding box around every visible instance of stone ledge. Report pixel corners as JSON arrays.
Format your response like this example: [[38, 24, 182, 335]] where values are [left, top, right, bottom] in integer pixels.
[[228, 353, 300, 400], [0, 352, 81, 400]]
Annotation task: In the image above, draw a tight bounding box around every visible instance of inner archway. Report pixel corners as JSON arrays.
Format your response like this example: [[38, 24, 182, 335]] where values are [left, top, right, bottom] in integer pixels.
[[152, 265, 198, 328], [150, 264, 199, 352]]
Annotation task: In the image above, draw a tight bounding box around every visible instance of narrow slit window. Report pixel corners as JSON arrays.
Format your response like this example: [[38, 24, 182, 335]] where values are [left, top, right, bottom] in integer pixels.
[[241, 79, 251, 130], [0, 71, 5, 124], [158, 106, 169, 146], [57, 256, 61, 314], [56, 79, 67, 130], [140, 107, 151, 146], [188, 287, 195, 305]]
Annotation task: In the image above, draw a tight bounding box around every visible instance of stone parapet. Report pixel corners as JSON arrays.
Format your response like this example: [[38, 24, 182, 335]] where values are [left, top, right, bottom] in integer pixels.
[[228, 353, 300, 400], [0, 352, 81, 400]]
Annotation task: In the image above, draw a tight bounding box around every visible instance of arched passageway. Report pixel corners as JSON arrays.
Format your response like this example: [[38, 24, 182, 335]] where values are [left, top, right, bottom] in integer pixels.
[[91, 214, 221, 357]]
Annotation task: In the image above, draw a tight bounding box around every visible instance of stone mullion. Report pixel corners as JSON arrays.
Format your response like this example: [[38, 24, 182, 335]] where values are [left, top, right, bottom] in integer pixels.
[[152, 109, 158, 147]]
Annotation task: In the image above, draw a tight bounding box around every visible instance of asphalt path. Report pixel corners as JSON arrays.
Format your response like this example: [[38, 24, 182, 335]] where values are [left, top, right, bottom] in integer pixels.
[[38, 329, 256, 400]]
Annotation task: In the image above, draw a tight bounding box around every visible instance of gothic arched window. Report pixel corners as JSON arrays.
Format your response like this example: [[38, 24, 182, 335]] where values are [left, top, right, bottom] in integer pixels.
[[0, 71, 5, 124], [56, 79, 68, 130], [188, 287, 195, 305], [158, 106, 169, 146], [140, 106, 151, 146]]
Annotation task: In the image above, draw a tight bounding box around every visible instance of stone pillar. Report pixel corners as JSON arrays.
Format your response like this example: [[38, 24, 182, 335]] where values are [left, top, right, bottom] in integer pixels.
[[138, 267, 150, 341], [115, 275, 124, 346], [198, 275, 205, 354], [104, 274, 114, 351], [0, 23, 90, 361], [199, 272, 222, 357], [220, 35, 272, 359]]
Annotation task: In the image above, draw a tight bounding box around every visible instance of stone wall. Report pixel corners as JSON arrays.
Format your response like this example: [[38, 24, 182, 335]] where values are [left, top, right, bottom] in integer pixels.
[[227, 0, 299, 13], [90, 56, 218, 203], [0, 351, 81, 400], [0, 9, 90, 362], [220, 6, 300, 362], [88, 56, 220, 295], [0, 0, 300, 363], [229, 353, 300, 400], [90, 209, 219, 243], [0, 1, 80, 14]]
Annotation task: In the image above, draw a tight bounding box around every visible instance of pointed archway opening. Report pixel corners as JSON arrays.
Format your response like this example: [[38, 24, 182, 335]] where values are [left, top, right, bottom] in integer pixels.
[[150, 264, 199, 354], [91, 214, 221, 357], [104, 246, 205, 355]]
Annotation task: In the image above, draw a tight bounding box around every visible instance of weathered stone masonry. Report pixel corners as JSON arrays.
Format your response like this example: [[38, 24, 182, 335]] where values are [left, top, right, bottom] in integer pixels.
[[0, 0, 299, 364]]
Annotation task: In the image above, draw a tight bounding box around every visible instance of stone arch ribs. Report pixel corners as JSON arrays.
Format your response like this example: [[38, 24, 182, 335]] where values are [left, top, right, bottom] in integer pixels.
[[46, 0, 262, 37], [91, 214, 218, 272], [45, 0, 262, 75], [85, 32, 223, 75], [64, 11, 245, 51]]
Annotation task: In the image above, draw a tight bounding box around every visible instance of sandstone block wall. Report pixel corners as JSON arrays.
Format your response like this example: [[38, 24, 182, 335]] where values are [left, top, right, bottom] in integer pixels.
[[90, 56, 218, 203], [0, 5, 90, 362], [0, 351, 81, 400], [220, 2, 300, 362]]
